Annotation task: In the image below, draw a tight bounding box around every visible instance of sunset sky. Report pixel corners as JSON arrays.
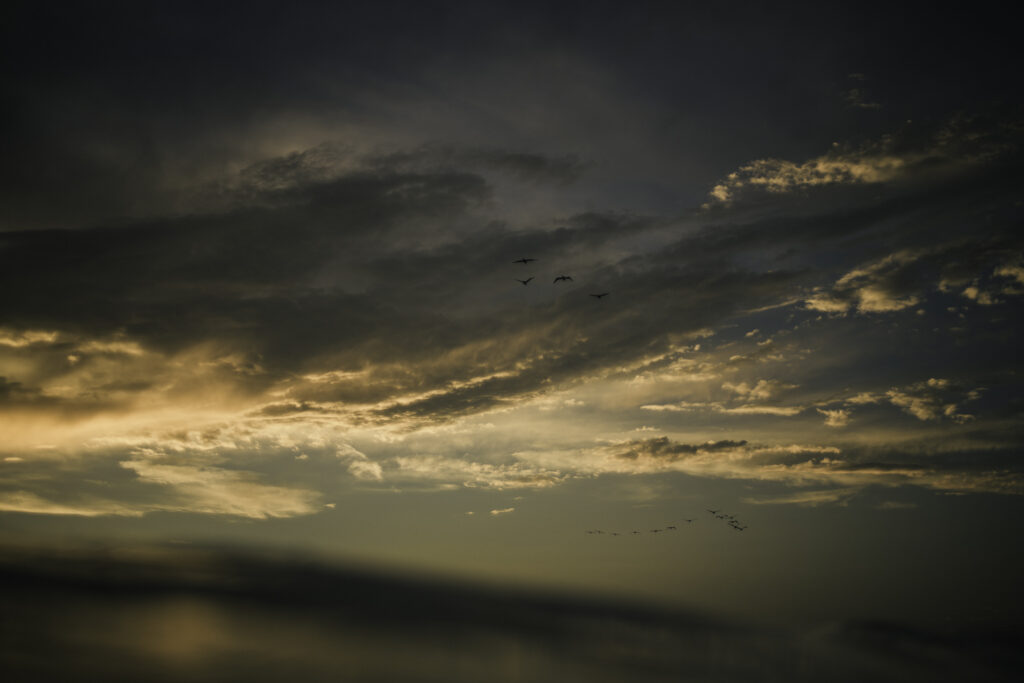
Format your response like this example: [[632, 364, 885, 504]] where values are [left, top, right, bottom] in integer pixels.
[[2, 1, 1022, 628]]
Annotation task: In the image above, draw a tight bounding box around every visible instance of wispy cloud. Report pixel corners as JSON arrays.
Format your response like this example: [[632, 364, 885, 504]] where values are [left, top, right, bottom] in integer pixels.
[[702, 114, 1019, 208]]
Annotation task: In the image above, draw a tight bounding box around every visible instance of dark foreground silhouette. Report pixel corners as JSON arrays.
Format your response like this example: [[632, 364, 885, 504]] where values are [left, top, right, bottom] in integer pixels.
[[1, 544, 1020, 683]]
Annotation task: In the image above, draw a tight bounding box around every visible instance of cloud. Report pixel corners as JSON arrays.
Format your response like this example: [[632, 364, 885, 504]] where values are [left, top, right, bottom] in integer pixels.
[[0, 377, 48, 405], [368, 144, 590, 185], [722, 379, 796, 401], [812, 379, 983, 426], [604, 437, 841, 481], [489, 507, 515, 516], [2, 103, 1023, 530], [615, 437, 748, 461], [720, 405, 804, 416], [0, 329, 60, 348], [702, 114, 1020, 208], [596, 433, 1024, 498], [995, 262, 1024, 286], [119, 460, 322, 519], [843, 88, 882, 110], [805, 250, 924, 314], [876, 501, 917, 510], [0, 456, 323, 520], [4, 121, 1016, 442], [744, 488, 859, 507], [391, 455, 567, 490], [817, 409, 850, 428], [884, 389, 975, 424], [0, 491, 146, 517], [842, 74, 882, 110], [704, 155, 906, 207], [640, 401, 804, 417]]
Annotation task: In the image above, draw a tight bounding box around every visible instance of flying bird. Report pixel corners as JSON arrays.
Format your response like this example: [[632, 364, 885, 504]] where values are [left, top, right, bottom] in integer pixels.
[[553, 275, 573, 283], [707, 509, 719, 514], [516, 277, 534, 285], [666, 525, 677, 530], [513, 258, 536, 264], [589, 292, 609, 299]]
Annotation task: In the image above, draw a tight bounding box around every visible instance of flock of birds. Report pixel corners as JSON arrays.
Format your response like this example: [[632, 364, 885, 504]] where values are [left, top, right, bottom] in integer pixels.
[[584, 509, 749, 536], [513, 257, 744, 537], [513, 257, 609, 298]]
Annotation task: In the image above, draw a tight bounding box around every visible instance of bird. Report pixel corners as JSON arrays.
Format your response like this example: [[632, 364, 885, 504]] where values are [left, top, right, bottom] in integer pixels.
[[589, 292, 609, 299], [707, 509, 719, 514], [650, 529, 662, 533], [684, 519, 695, 523], [516, 277, 534, 285], [631, 530, 641, 535], [666, 525, 677, 530], [513, 258, 536, 265], [553, 275, 573, 283]]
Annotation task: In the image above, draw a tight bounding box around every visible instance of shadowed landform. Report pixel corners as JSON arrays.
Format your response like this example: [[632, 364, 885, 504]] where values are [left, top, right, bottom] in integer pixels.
[[1, 545, 1021, 683]]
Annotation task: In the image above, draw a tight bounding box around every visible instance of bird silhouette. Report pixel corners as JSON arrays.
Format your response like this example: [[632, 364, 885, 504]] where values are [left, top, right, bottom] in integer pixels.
[[684, 519, 695, 523], [631, 530, 641, 535], [553, 275, 573, 283], [513, 258, 536, 264], [707, 509, 719, 514], [516, 277, 534, 285], [666, 525, 677, 530], [589, 292, 609, 299]]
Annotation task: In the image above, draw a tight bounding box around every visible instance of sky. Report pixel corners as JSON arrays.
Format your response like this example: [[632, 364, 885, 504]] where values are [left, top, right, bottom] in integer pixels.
[[2, 1, 1023, 630]]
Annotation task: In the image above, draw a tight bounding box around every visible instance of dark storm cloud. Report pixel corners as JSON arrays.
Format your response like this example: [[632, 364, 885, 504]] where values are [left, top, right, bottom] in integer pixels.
[[368, 145, 590, 185], [616, 437, 748, 461], [0, 144, 656, 400], [0, 144, 664, 418], [5, 1, 1020, 231], [0, 164, 491, 352], [0, 377, 49, 405], [2, 2, 519, 229], [3, 0, 1024, 431], [255, 401, 324, 417], [218, 143, 586, 211], [4, 110, 1024, 427], [602, 431, 1024, 497]]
